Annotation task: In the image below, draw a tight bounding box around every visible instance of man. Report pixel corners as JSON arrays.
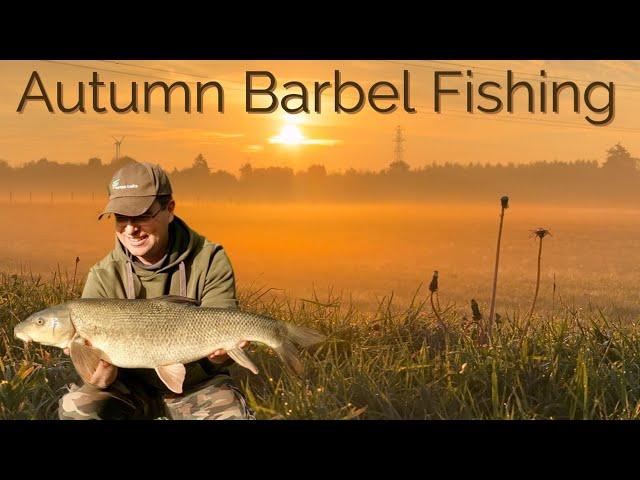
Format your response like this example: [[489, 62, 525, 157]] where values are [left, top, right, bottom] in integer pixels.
[[58, 161, 255, 420]]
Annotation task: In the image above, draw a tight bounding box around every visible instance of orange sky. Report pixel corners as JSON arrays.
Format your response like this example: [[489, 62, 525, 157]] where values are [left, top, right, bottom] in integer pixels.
[[2, 60, 640, 173]]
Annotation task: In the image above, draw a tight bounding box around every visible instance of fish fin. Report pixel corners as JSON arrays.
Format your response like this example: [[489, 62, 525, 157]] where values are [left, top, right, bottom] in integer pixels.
[[155, 295, 200, 306], [69, 338, 104, 384], [273, 340, 304, 375], [227, 348, 259, 374], [155, 364, 186, 394], [286, 324, 326, 348]]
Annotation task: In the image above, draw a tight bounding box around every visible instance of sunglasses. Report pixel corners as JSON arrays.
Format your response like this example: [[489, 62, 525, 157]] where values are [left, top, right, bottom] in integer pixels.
[[114, 205, 165, 226]]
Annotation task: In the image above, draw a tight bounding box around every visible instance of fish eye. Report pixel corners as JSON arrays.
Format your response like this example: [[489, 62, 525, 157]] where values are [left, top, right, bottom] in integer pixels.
[[36, 318, 44, 326]]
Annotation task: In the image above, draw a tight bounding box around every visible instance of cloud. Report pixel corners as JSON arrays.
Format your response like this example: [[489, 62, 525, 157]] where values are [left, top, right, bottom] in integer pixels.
[[298, 138, 341, 146], [268, 135, 341, 146], [200, 131, 244, 139]]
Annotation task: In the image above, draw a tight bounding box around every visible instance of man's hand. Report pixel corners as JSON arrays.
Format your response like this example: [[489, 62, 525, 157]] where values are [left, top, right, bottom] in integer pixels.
[[63, 342, 118, 388], [208, 341, 250, 365]]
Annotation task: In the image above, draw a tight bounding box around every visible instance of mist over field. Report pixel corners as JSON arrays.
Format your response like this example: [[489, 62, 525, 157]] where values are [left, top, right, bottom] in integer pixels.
[[2, 200, 639, 317]]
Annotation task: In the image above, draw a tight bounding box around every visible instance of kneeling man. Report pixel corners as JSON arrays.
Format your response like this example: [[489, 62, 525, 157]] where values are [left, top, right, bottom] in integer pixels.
[[59, 161, 254, 420]]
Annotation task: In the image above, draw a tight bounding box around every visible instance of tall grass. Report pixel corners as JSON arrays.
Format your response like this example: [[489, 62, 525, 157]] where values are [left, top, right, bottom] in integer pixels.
[[0, 272, 79, 419], [2, 272, 640, 420]]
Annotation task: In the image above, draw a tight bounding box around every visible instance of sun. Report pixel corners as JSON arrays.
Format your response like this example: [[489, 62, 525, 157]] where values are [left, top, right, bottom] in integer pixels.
[[269, 124, 305, 145]]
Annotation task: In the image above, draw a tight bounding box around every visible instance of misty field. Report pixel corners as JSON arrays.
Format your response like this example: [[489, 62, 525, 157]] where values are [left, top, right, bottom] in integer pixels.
[[1, 201, 640, 315], [1, 201, 640, 419]]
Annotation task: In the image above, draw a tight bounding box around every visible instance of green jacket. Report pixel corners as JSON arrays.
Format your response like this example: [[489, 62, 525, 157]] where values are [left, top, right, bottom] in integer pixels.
[[82, 216, 239, 391]]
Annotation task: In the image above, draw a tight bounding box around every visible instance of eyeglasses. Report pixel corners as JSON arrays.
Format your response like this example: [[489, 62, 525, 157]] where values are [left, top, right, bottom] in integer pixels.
[[114, 206, 165, 227]]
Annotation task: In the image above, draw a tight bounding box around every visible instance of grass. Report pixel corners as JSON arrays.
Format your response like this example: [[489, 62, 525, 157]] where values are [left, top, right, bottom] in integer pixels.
[[2, 271, 640, 420]]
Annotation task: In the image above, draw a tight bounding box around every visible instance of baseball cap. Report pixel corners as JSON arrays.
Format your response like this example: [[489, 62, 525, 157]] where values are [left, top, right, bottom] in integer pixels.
[[98, 162, 172, 220]]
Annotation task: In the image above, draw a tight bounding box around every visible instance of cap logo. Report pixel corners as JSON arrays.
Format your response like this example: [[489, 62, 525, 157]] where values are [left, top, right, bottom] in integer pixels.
[[111, 178, 139, 190]]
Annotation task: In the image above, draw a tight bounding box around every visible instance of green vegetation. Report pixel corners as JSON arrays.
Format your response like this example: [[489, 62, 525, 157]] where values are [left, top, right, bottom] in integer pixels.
[[2, 272, 640, 420]]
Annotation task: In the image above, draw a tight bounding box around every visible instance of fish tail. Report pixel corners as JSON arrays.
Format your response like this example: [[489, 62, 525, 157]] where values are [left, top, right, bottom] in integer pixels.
[[272, 323, 325, 375], [285, 324, 326, 348], [273, 340, 305, 375]]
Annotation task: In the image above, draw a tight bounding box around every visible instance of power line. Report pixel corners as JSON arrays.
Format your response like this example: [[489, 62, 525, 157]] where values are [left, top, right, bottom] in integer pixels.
[[41, 60, 245, 91], [429, 60, 640, 92], [45, 59, 640, 95], [100, 60, 213, 79], [383, 60, 640, 92], [37, 60, 640, 132], [414, 105, 640, 133], [42, 60, 196, 83]]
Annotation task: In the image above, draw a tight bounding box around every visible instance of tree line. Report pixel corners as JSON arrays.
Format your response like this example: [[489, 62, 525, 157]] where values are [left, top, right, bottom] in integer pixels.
[[0, 144, 638, 205]]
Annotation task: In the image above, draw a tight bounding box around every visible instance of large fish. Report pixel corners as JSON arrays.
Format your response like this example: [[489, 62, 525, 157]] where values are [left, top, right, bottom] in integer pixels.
[[14, 295, 325, 394]]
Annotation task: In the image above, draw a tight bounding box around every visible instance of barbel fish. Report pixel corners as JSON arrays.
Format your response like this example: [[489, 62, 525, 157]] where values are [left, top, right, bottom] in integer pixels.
[[14, 295, 325, 394]]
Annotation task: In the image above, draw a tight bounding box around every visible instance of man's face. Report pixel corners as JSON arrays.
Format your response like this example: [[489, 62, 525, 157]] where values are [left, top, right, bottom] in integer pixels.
[[114, 199, 175, 264]]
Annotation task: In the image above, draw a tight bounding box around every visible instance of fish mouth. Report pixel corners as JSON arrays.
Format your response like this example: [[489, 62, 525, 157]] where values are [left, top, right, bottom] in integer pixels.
[[14, 329, 32, 343]]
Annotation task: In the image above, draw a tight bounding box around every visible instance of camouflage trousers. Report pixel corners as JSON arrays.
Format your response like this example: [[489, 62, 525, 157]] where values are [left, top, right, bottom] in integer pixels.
[[58, 374, 256, 420]]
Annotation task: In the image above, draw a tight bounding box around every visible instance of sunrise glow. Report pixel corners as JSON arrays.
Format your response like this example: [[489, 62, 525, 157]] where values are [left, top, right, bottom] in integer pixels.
[[269, 125, 304, 145]]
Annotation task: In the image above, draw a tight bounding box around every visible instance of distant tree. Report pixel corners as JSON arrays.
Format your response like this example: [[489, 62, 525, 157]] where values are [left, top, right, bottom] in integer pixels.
[[603, 143, 638, 171], [239, 163, 253, 180], [306, 164, 327, 178], [110, 155, 138, 171], [192, 153, 210, 172], [87, 157, 102, 168], [388, 160, 410, 173]]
